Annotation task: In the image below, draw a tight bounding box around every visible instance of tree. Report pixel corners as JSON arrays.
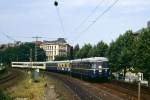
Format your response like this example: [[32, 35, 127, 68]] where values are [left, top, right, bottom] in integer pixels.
[[68, 46, 74, 60], [96, 41, 108, 57], [135, 28, 150, 73], [108, 30, 136, 76], [0, 43, 46, 66], [73, 44, 80, 59], [87, 45, 97, 57], [76, 44, 92, 58]]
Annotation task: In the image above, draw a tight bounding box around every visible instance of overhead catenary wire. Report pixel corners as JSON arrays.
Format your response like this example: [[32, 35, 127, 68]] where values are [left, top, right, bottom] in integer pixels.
[[1, 33, 16, 42], [72, 0, 120, 42], [72, 0, 106, 33], [81, 0, 119, 33]]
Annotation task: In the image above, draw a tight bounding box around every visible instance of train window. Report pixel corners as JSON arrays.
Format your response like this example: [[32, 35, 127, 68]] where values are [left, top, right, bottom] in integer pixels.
[[13, 63, 24, 65], [92, 64, 96, 69], [101, 62, 107, 67]]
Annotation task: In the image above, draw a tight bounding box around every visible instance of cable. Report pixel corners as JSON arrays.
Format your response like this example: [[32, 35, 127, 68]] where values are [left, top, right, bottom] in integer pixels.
[[1, 33, 16, 42], [73, 0, 120, 42], [82, 0, 119, 33], [72, 0, 105, 33], [55, 3, 65, 36]]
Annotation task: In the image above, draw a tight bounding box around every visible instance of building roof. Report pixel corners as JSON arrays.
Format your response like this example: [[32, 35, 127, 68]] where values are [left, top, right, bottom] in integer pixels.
[[43, 38, 67, 44]]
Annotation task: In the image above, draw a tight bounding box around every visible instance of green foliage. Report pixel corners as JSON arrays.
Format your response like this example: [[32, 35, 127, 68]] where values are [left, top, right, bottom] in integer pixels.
[[108, 30, 136, 73], [107, 28, 150, 78], [73, 44, 80, 59], [95, 41, 108, 57], [73, 41, 108, 59], [76, 43, 92, 58], [135, 28, 150, 73], [68, 46, 74, 60], [0, 43, 46, 66], [70, 29, 150, 74], [1, 27, 149, 77], [87, 45, 97, 57]]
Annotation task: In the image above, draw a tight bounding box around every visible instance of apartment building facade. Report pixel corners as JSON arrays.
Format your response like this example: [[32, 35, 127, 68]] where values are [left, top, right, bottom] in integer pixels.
[[40, 38, 71, 61]]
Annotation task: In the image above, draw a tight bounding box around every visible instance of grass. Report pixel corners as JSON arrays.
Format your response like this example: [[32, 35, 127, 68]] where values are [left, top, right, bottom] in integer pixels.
[[7, 73, 46, 100], [1, 70, 81, 100]]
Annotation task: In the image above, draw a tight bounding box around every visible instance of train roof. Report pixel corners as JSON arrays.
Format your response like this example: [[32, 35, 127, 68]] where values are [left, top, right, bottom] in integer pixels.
[[71, 57, 108, 63], [46, 57, 108, 63], [12, 62, 46, 64], [12, 57, 108, 64]]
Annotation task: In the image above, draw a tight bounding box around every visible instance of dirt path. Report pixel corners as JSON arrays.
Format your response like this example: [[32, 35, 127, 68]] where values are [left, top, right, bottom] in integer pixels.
[[44, 76, 58, 100]]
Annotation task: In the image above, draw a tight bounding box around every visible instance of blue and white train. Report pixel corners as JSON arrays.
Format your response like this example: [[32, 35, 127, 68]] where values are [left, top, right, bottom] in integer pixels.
[[12, 57, 109, 79]]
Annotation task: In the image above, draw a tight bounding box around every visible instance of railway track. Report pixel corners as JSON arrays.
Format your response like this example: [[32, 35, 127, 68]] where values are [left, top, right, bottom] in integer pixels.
[[46, 72, 101, 100], [95, 81, 150, 100], [0, 69, 25, 90], [110, 80, 150, 95], [46, 72, 129, 100], [0, 73, 17, 84], [94, 83, 137, 100], [46, 72, 150, 100]]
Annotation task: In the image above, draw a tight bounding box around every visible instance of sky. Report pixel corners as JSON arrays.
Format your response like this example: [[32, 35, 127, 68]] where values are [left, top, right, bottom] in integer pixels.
[[0, 0, 150, 46]]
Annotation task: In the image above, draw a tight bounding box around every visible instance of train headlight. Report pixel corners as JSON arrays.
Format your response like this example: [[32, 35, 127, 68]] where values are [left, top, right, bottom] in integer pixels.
[[99, 65, 102, 69], [99, 66, 102, 72]]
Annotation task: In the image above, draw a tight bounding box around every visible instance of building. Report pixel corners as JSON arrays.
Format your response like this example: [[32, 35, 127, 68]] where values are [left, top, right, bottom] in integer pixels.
[[0, 41, 21, 50], [40, 38, 72, 61]]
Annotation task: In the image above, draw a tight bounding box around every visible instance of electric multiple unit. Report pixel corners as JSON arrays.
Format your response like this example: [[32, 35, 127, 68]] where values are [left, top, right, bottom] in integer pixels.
[[12, 57, 109, 78]]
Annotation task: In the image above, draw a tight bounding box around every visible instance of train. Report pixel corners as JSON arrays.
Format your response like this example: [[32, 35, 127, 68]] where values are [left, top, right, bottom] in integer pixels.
[[12, 57, 109, 79]]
